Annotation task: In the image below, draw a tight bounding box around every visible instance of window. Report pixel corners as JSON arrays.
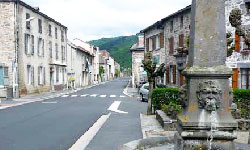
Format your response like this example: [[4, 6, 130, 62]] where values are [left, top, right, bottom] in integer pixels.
[[56, 67, 59, 82], [48, 25, 52, 36], [149, 38, 153, 51], [26, 13, 31, 29], [156, 55, 160, 65], [169, 37, 174, 55], [241, 69, 250, 89], [61, 29, 64, 42], [246, 2, 250, 14], [170, 20, 174, 32], [38, 66, 45, 85], [38, 38, 44, 56], [61, 46, 66, 62], [180, 15, 184, 29], [62, 68, 65, 84], [25, 34, 34, 55], [38, 19, 42, 33], [27, 65, 34, 85], [179, 34, 184, 47], [49, 41, 52, 58], [156, 35, 160, 49], [0, 67, 9, 86], [55, 27, 58, 39], [56, 43, 59, 60]]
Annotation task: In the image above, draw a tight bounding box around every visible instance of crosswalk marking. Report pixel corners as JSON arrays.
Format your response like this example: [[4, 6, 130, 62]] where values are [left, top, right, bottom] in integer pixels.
[[61, 94, 126, 98], [62, 95, 69, 97], [81, 94, 88, 97], [100, 95, 107, 98], [90, 94, 97, 97]]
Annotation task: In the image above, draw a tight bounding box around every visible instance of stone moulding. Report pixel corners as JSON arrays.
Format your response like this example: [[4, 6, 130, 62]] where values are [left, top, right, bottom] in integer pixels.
[[182, 65, 232, 77]]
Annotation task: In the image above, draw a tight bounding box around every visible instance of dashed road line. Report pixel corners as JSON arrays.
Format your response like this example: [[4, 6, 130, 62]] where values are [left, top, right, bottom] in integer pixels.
[[62, 95, 69, 98], [80, 94, 88, 97], [110, 95, 116, 98], [120, 95, 126, 98], [71, 95, 78, 97], [100, 95, 107, 98], [90, 94, 97, 97]]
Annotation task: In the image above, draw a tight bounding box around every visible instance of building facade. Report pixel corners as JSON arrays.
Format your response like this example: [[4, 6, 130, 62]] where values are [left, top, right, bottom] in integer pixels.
[[0, 0, 67, 98], [130, 35, 145, 88], [225, 0, 250, 89], [141, 6, 191, 87]]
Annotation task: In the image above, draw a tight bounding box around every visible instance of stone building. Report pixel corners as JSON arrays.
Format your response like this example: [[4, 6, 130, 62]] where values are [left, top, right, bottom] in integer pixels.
[[141, 6, 191, 87], [0, 0, 67, 98], [225, 0, 250, 89], [99, 50, 110, 81], [130, 35, 145, 88], [114, 61, 121, 78]]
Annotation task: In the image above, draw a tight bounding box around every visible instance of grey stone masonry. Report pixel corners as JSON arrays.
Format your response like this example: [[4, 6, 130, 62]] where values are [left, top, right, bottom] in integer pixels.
[[188, 0, 227, 67]]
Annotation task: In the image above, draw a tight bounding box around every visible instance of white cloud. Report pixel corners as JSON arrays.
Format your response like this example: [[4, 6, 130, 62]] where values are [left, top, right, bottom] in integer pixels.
[[23, 0, 191, 41]]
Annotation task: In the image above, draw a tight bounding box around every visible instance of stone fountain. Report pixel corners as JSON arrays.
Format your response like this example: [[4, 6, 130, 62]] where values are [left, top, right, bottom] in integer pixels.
[[175, 0, 238, 149], [119, 0, 250, 149]]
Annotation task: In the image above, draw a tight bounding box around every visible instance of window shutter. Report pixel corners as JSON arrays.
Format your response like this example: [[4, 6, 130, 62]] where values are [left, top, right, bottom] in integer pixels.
[[31, 35, 34, 55], [43, 67, 46, 85], [232, 68, 238, 89], [25, 34, 28, 55], [42, 39, 44, 57], [31, 66, 34, 85], [146, 38, 149, 51], [166, 66, 169, 84], [235, 32, 240, 52], [38, 67, 40, 85], [152, 36, 156, 50], [37, 38, 40, 56], [160, 33, 164, 48], [179, 34, 184, 47], [169, 37, 174, 55], [173, 65, 177, 84]]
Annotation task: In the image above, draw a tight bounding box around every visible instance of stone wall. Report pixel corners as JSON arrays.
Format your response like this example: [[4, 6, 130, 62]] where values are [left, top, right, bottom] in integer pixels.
[[0, 2, 16, 97], [132, 51, 144, 88]]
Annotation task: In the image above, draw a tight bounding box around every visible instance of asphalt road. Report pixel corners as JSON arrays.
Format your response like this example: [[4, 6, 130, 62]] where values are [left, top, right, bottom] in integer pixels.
[[0, 78, 147, 150]]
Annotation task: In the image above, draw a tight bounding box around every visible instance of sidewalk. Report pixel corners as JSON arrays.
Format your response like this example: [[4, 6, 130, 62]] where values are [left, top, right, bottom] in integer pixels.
[[123, 79, 139, 98], [0, 82, 106, 110]]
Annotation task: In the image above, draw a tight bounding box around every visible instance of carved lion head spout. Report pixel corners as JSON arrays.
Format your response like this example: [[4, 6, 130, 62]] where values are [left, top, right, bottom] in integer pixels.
[[197, 80, 222, 112]]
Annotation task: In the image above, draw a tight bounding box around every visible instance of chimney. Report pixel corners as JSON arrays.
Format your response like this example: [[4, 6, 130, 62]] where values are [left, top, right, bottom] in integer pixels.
[[138, 35, 144, 48]]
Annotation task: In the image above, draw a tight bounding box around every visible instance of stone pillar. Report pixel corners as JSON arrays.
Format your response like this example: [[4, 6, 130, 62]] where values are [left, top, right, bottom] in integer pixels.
[[176, 0, 238, 149]]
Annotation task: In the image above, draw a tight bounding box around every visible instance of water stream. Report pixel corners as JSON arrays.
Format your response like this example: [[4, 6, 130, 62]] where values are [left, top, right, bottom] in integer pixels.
[[208, 111, 219, 150]]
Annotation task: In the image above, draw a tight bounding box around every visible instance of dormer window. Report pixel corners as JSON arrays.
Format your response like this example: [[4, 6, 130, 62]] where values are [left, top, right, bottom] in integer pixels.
[[246, 1, 250, 14], [26, 13, 31, 29]]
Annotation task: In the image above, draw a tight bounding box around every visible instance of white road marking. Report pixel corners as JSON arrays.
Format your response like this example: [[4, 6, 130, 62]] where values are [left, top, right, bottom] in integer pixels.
[[100, 95, 107, 98], [80, 94, 88, 97], [90, 94, 97, 97], [71, 95, 78, 97], [68, 113, 111, 150], [110, 95, 116, 98], [62, 95, 69, 98], [120, 95, 126, 98], [108, 101, 128, 114], [42, 101, 57, 104]]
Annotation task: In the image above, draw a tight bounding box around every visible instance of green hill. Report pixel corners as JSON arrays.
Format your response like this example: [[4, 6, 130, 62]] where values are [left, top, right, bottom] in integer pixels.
[[89, 35, 138, 69]]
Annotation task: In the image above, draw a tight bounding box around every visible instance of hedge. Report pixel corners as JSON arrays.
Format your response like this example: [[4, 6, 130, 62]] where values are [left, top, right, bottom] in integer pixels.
[[152, 88, 179, 111], [233, 89, 250, 119]]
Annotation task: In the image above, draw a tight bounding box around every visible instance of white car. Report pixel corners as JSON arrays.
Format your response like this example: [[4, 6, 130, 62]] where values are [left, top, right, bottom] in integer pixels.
[[139, 83, 149, 102]]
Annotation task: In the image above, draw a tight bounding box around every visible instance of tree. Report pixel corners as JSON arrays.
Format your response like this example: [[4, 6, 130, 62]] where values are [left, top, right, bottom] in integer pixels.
[[142, 52, 166, 115]]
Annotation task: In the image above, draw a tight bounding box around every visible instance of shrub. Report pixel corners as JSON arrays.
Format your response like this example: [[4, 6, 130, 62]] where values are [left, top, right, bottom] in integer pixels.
[[152, 88, 179, 111], [233, 89, 250, 119], [161, 102, 182, 119]]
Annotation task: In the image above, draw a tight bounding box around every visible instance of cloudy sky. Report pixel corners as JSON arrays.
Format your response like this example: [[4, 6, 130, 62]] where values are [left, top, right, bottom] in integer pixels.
[[23, 0, 191, 41]]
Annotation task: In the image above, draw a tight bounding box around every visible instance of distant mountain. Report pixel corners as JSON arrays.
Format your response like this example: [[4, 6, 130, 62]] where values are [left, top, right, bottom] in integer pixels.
[[89, 35, 138, 69]]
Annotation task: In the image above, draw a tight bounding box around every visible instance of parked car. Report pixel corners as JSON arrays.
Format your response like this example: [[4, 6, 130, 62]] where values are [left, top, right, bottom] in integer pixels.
[[139, 83, 149, 102]]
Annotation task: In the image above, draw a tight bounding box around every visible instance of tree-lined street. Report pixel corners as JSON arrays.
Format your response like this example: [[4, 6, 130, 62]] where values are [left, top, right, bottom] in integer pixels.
[[0, 78, 146, 150]]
